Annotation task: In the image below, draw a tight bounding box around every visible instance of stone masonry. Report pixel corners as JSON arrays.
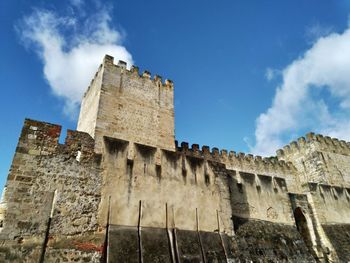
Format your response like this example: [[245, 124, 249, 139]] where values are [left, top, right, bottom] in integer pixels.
[[0, 55, 349, 262]]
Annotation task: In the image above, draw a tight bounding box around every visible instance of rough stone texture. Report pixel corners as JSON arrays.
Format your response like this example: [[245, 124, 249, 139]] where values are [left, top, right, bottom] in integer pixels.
[[77, 55, 175, 153], [0, 55, 349, 262], [232, 217, 316, 262], [322, 224, 350, 263], [107, 225, 139, 262], [141, 227, 172, 262], [199, 231, 227, 262], [277, 133, 350, 187], [0, 119, 103, 262], [176, 229, 203, 262]]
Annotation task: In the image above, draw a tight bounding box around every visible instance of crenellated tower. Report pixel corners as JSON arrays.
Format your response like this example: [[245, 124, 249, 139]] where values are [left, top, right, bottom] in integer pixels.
[[77, 55, 175, 153]]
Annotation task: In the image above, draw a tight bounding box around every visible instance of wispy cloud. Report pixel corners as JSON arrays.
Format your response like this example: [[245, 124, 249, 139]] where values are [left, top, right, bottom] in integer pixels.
[[70, 0, 84, 8], [305, 22, 334, 44], [252, 25, 350, 156], [17, 2, 133, 117], [265, 67, 280, 81]]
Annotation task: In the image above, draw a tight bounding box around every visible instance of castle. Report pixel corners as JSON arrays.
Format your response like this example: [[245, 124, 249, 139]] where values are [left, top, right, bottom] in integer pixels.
[[0, 54, 349, 262]]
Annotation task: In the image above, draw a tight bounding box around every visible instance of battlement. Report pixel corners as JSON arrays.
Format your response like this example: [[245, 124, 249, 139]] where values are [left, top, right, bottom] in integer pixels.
[[277, 132, 350, 158], [83, 55, 174, 105], [175, 141, 296, 179], [17, 119, 98, 163]]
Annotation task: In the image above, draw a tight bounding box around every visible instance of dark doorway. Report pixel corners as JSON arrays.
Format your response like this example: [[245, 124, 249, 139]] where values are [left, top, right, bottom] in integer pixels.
[[293, 207, 314, 255]]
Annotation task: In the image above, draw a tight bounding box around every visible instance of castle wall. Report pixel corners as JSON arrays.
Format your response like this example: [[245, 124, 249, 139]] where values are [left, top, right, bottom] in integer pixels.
[[0, 119, 103, 262], [278, 135, 350, 261], [2, 54, 350, 262], [308, 183, 350, 224], [228, 172, 294, 224], [98, 138, 233, 234], [98, 139, 299, 234], [98, 139, 314, 262], [0, 125, 320, 262]]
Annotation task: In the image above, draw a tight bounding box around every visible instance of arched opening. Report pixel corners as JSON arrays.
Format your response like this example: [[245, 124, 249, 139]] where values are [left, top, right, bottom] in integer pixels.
[[293, 207, 314, 254]]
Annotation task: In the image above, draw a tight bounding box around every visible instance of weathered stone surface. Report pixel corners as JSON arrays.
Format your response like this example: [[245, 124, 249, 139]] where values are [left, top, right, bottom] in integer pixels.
[[200, 231, 227, 262], [77, 55, 175, 153], [322, 224, 350, 263], [176, 229, 203, 262], [108, 225, 139, 263], [232, 217, 316, 262], [141, 227, 172, 262]]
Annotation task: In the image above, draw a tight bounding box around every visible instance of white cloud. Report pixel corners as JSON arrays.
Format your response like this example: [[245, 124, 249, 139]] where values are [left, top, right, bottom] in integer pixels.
[[18, 5, 133, 117], [252, 26, 350, 156]]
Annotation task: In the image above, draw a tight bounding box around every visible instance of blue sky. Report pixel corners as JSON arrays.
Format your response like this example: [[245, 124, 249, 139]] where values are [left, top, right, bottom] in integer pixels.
[[1, 0, 350, 190]]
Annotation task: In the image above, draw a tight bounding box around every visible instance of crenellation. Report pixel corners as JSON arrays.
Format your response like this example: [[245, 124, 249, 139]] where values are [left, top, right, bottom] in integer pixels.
[[191, 143, 200, 153], [102, 55, 175, 88], [164, 79, 174, 88], [211, 147, 220, 157], [306, 132, 316, 141], [237, 152, 245, 159], [103, 54, 114, 64], [202, 145, 210, 155], [142, 70, 151, 79], [180, 141, 189, 151], [228, 150, 236, 158], [316, 133, 324, 141], [246, 153, 253, 161], [220, 149, 228, 158], [254, 155, 262, 161], [130, 65, 139, 74], [290, 141, 298, 151], [153, 74, 162, 83], [117, 60, 127, 68], [283, 144, 291, 154], [324, 136, 333, 145]]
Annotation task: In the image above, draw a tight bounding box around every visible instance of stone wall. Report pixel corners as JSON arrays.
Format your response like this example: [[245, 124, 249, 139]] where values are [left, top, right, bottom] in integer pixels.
[[308, 183, 350, 225], [98, 137, 234, 235], [232, 218, 316, 262], [98, 138, 314, 262], [0, 119, 103, 262], [0, 119, 318, 262], [278, 134, 350, 262], [277, 133, 350, 187]]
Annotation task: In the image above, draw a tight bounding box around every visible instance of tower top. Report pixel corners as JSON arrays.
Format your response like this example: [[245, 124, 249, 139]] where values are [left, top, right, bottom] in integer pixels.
[[77, 55, 175, 153]]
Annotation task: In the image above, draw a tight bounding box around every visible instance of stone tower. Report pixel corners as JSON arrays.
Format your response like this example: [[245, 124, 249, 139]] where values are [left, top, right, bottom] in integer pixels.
[[77, 55, 175, 153]]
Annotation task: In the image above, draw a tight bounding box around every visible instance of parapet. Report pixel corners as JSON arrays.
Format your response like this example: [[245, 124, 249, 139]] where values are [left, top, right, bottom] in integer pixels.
[[102, 54, 174, 89], [276, 132, 350, 158], [16, 119, 98, 162], [82, 55, 174, 101], [18, 119, 298, 181], [175, 140, 296, 177]]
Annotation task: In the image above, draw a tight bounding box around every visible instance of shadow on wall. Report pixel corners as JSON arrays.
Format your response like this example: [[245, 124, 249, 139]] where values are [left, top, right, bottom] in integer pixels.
[[226, 171, 250, 231], [293, 207, 314, 255]]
